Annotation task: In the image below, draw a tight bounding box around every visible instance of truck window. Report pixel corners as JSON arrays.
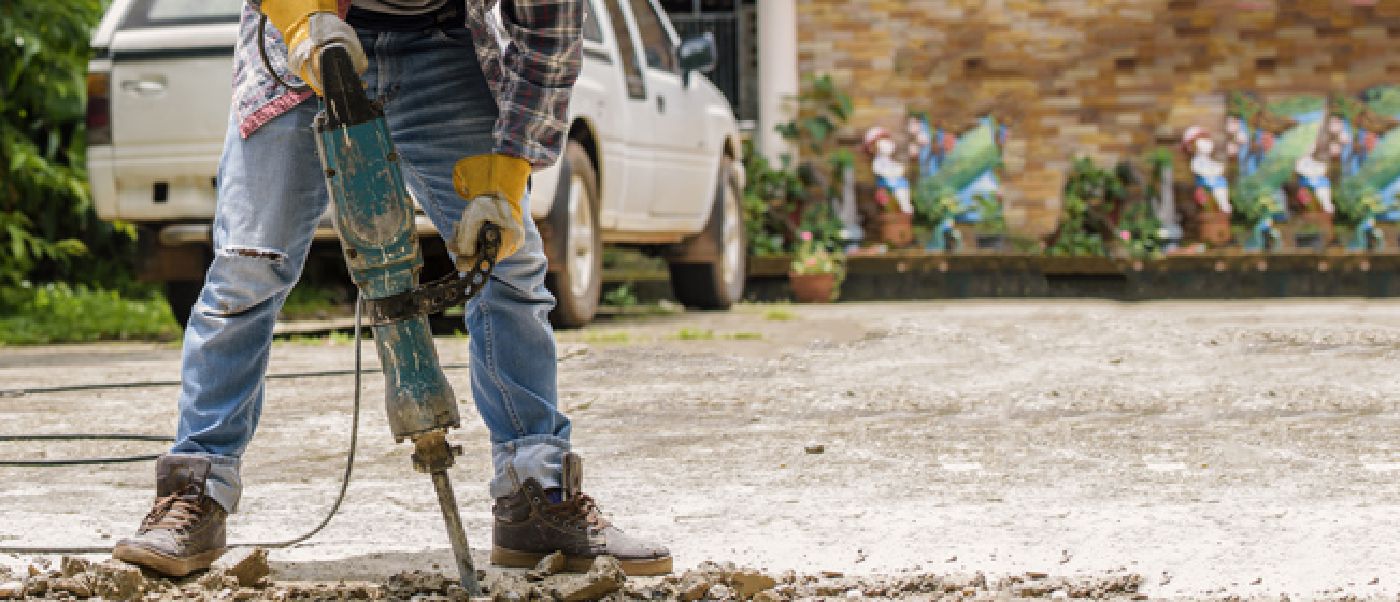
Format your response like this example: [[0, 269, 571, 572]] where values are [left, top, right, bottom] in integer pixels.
[[122, 0, 242, 28], [583, 0, 604, 43], [627, 0, 676, 73], [603, 0, 646, 99]]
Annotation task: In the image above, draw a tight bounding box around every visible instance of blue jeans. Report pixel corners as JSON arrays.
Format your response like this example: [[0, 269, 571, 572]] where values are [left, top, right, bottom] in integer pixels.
[[170, 25, 571, 512]]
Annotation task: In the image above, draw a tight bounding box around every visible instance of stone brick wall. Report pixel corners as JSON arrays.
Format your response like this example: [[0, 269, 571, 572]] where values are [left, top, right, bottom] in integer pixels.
[[796, 0, 1400, 236]]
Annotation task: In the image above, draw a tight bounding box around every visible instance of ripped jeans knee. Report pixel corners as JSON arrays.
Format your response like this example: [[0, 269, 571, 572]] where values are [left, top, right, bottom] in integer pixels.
[[198, 245, 297, 318]]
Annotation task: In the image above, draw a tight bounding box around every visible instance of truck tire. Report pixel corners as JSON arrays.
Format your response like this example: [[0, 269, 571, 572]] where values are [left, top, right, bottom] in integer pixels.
[[545, 141, 603, 328], [668, 161, 746, 309], [165, 280, 202, 329]]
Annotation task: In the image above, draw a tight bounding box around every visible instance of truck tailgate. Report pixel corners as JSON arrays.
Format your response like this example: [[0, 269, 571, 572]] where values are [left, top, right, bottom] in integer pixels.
[[106, 23, 236, 221]]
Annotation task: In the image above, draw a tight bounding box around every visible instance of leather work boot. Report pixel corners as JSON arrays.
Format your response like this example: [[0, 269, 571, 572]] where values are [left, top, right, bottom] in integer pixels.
[[492, 453, 672, 576], [112, 455, 228, 576]]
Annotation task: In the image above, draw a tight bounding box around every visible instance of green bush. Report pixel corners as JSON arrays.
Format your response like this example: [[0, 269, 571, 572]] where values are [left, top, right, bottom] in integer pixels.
[[2, 1, 141, 291], [0, 283, 179, 345]]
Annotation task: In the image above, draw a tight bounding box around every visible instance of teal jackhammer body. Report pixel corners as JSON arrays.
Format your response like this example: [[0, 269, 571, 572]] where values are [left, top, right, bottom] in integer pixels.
[[310, 44, 485, 595]]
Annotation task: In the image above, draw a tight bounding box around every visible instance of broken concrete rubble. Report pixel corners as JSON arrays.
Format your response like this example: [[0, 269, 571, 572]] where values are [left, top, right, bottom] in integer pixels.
[[212, 547, 271, 588], [90, 560, 145, 600], [551, 556, 625, 601], [526, 550, 566, 581], [0, 582, 23, 600], [0, 551, 1149, 600]]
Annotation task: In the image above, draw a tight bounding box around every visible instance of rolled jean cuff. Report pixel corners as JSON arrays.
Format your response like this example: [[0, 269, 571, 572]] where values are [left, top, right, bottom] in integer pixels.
[[489, 435, 570, 499], [168, 452, 243, 514]]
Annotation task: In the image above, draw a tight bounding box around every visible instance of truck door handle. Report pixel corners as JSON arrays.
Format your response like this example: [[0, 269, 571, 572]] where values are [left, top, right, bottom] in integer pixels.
[[121, 78, 167, 96], [656, 95, 665, 113]]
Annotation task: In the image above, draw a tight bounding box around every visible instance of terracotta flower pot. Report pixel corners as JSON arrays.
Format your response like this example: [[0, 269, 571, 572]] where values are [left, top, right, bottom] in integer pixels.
[[789, 272, 837, 303], [875, 212, 914, 248], [1293, 211, 1333, 249], [1194, 212, 1232, 246]]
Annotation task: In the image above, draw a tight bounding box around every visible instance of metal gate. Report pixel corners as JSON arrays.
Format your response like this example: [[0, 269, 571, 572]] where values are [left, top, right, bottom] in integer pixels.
[[670, 11, 755, 121]]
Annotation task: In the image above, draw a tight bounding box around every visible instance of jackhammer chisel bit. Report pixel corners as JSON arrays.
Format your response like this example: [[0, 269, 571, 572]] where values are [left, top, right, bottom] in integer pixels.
[[311, 43, 494, 596]]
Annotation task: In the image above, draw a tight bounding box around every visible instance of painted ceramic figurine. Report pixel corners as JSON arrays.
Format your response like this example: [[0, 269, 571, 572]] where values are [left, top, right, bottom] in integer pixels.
[[1182, 126, 1233, 214], [864, 126, 914, 215], [1294, 154, 1334, 214]]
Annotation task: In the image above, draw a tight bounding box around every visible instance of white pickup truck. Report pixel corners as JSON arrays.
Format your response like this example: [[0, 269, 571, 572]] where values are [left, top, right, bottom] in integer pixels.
[[87, 0, 746, 327]]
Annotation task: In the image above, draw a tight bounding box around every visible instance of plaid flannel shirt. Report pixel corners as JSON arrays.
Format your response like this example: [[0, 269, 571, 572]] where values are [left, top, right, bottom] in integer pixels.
[[235, 0, 582, 169]]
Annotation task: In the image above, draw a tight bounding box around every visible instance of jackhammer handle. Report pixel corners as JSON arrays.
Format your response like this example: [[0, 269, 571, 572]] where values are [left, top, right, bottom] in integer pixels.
[[317, 43, 378, 130]]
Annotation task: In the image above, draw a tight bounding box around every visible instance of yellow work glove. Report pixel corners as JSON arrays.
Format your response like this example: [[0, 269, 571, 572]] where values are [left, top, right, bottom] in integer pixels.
[[448, 154, 531, 270], [261, 0, 367, 95]]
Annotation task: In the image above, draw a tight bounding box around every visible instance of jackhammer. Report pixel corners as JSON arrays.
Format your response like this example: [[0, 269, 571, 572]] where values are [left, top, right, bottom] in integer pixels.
[[312, 43, 496, 595]]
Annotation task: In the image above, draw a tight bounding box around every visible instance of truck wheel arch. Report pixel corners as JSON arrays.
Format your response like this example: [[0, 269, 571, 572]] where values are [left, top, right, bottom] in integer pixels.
[[569, 119, 602, 200]]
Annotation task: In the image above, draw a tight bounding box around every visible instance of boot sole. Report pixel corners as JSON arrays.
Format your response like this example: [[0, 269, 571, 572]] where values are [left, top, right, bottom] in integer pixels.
[[491, 546, 673, 576], [112, 543, 226, 577]]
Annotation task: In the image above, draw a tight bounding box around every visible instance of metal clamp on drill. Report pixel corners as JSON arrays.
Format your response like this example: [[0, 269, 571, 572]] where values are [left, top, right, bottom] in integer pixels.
[[362, 224, 501, 325], [310, 42, 492, 595]]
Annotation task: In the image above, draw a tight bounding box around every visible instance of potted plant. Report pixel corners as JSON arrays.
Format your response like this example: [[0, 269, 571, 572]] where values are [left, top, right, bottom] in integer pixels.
[[873, 188, 914, 247], [788, 231, 844, 303], [1293, 220, 1325, 250], [1193, 200, 1234, 245], [1286, 183, 1332, 250]]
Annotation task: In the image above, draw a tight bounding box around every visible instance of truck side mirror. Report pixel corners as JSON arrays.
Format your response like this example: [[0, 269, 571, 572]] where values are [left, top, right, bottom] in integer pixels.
[[677, 32, 717, 88]]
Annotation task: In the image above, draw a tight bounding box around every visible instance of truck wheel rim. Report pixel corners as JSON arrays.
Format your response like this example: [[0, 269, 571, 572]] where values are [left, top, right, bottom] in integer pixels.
[[568, 174, 596, 299], [720, 177, 743, 297]]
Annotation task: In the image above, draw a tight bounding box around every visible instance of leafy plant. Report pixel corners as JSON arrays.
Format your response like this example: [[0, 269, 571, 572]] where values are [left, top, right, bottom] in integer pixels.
[[789, 231, 845, 278], [1334, 178, 1384, 228], [1046, 193, 1106, 257], [972, 194, 1006, 234], [775, 75, 853, 157], [1045, 154, 1165, 259], [1047, 157, 1124, 257], [602, 282, 639, 309], [743, 75, 856, 256], [1230, 178, 1282, 226], [1116, 198, 1163, 259], [742, 143, 801, 256], [2, 1, 141, 290], [913, 180, 959, 226]]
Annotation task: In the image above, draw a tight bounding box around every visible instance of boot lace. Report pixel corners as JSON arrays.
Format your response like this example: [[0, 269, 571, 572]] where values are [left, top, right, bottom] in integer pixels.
[[140, 485, 207, 534], [545, 492, 611, 530]]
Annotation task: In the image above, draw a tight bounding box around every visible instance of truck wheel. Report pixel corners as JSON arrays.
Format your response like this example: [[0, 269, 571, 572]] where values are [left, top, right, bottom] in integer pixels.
[[668, 161, 746, 309], [545, 141, 602, 328], [164, 281, 202, 329]]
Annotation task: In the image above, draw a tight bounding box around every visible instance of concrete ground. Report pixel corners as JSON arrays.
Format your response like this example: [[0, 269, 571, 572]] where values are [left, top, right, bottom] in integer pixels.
[[2, 300, 1399, 599]]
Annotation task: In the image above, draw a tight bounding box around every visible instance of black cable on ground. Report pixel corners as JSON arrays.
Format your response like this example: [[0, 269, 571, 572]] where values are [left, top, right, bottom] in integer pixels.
[[0, 434, 174, 467], [0, 362, 469, 398], [0, 297, 367, 555]]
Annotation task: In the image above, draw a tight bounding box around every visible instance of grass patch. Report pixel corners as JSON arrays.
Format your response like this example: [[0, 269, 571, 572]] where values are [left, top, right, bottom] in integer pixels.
[[725, 331, 763, 341], [581, 330, 632, 344], [674, 328, 715, 341], [763, 308, 796, 321], [0, 283, 180, 345], [602, 283, 640, 309], [284, 331, 354, 346], [280, 283, 351, 320]]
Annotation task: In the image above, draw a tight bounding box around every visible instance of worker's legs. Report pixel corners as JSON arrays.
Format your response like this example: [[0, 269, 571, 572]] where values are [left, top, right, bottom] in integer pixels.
[[168, 102, 329, 513], [114, 101, 325, 576], [361, 25, 571, 498], [366, 24, 669, 575]]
